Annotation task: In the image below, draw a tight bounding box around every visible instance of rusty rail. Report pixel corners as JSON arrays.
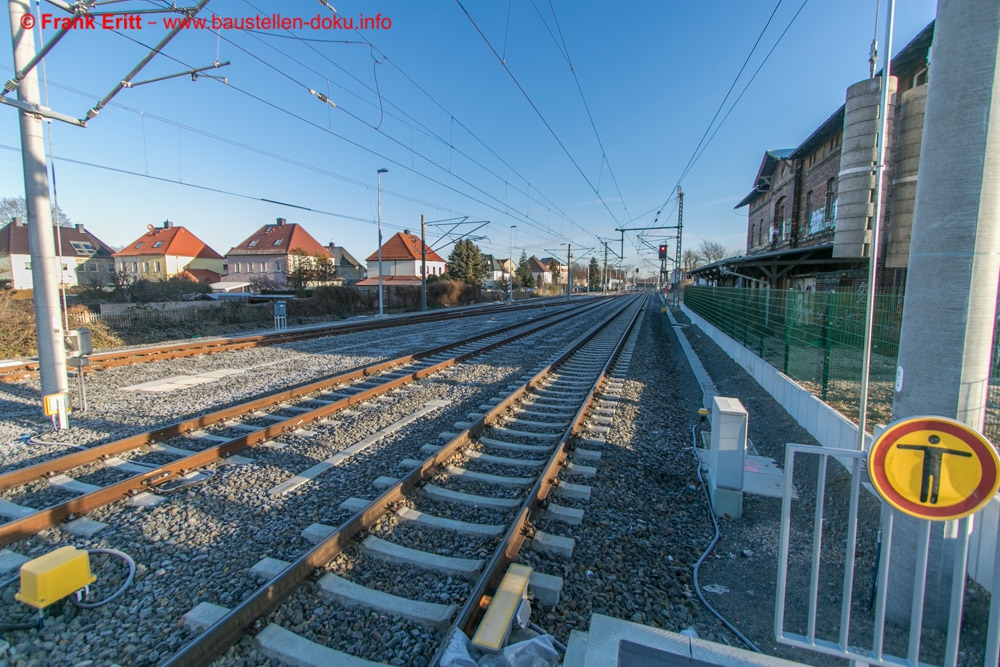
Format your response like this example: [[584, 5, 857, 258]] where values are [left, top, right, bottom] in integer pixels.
[[160, 294, 643, 667]]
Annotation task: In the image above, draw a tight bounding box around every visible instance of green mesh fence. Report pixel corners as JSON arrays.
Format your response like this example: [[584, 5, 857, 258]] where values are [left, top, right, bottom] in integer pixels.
[[685, 286, 1000, 444], [683, 286, 906, 436]]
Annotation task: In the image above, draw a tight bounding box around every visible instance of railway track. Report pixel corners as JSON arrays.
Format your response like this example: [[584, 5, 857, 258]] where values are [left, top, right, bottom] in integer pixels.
[[0, 298, 610, 548], [0, 298, 572, 382], [163, 293, 646, 666], [0, 295, 638, 666]]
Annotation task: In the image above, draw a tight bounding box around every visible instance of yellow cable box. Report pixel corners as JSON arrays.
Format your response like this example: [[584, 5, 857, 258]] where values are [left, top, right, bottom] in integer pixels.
[[15, 546, 96, 609]]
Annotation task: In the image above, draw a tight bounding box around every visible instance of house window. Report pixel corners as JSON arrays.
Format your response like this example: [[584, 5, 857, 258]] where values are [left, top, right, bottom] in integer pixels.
[[275, 261, 282, 272], [152, 241, 163, 248], [107, 264, 113, 272], [248, 239, 258, 248], [142, 262, 149, 273], [750, 223, 756, 248], [71, 241, 95, 255], [89, 263, 98, 272], [154, 261, 161, 273], [24, 261, 30, 270], [805, 191, 815, 234], [913, 67, 928, 87], [134, 242, 143, 249], [249, 263, 255, 273], [235, 263, 241, 273], [273, 239, 283, 246], [774, 197, 786, 243], [824, 178, 837, 222]]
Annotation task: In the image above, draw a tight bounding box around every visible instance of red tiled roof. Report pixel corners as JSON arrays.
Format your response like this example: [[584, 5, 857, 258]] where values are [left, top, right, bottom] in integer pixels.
[[114, 223, 223, 259], [179, 268, 222, 284], [0, 220, 114, 258], [365, 232, 444, 263], [227, 220, 332, 258]]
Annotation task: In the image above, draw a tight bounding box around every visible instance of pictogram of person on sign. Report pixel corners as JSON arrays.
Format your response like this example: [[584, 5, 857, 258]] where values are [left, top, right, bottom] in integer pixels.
[[895, 434, 972, 504]]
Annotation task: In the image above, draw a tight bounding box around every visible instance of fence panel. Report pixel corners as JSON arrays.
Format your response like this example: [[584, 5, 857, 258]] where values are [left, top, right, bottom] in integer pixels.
[[683, 286, 978, 439]]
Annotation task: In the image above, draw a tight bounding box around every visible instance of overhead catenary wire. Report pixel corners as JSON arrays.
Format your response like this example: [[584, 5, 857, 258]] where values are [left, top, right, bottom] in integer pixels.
[[236, 0, 582, 237], [454, 0, 625, 233], [119, 11, 577, 247], [102, 29, 574, 245], [644, 0, 803, 229]]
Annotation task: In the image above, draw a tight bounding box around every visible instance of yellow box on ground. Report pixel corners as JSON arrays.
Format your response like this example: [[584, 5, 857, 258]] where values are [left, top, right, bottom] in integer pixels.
[[15, 546, 96, 609]]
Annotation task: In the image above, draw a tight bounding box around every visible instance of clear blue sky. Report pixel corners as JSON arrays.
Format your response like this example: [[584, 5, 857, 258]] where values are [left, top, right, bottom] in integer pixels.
[[0, 0, 937, 275]]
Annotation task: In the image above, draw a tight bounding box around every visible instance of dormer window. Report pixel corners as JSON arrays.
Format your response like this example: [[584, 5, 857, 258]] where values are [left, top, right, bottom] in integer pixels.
[[273, 239, 282, 246], [248, 239, 258, 248]]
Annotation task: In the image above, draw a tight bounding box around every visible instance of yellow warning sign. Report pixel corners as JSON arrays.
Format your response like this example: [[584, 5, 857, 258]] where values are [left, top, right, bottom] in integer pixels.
[[868, 416, 1000, 521]]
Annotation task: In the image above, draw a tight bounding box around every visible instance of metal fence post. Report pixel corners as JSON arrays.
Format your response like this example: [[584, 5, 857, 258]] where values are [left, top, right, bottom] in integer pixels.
[[784, 290, 793, 374], [822, 293, 833, 401]]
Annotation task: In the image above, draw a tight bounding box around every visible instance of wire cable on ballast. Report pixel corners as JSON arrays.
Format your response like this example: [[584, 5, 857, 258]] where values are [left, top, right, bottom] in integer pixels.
[[690, 423, 762, 653], [72, 549, 136, 609]]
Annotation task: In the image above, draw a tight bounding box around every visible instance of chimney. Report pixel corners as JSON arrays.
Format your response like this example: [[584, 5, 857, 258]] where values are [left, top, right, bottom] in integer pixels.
[[163, 220, 173, 229], [403, 229, 410, 235], [75, 224, 84, 232], [276, 217, 286, 226], [13, 216, 24, 227]]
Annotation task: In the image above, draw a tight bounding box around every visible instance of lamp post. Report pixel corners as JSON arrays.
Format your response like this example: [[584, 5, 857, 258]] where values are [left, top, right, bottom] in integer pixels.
[[508, 225, 516, 304], [377, 168, 388, 316]]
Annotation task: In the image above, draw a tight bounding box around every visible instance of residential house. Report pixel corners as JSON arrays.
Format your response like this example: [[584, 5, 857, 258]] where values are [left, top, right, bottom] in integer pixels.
[[114, 220, 224, 282], [225, 218, 336, 289], [540, 257, 568, 286], [326, 243, 365, 285], [692, 22, 932, 292], [357, 230, 446, 287], [527, 256, 552, 286], [483, 254, 506, 288], [0, 218, 115, 289]]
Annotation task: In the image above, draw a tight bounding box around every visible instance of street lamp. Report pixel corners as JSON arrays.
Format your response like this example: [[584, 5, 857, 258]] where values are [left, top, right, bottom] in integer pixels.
[[377, 168, 388, 316], [508, 225, 516, 304]]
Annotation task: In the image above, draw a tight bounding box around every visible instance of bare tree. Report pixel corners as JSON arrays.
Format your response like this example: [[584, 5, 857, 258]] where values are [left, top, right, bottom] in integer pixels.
[[1, 195, 73, 226], [683, 249, 701, 271], [697, 240, 729, 265]]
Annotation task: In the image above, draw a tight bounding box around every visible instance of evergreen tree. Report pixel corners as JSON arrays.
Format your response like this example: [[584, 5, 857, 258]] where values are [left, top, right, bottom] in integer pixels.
[[446, 239, 488, 286], [588, 257, 601, 290], [516, 251, 535, 288]]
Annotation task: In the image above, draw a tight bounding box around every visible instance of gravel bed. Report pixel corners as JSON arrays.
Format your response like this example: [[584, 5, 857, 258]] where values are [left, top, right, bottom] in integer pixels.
[[326, 547, 473, 606], [373, 521, 499, 561], [406, 492, 515, 527], [0, 302, 616, 665]]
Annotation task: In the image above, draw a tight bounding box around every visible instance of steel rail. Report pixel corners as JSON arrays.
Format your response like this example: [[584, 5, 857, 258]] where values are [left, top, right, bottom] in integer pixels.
[[0, 300, 604, 493], [0, 299, 617, 547], [0, 297, 590, 380], [160, 294, 642, 667], [445, 292, 645, 656]]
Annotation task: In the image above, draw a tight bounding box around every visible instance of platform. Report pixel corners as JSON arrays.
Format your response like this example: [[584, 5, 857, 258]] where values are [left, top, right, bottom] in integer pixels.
[[565, 614, 805, 666]]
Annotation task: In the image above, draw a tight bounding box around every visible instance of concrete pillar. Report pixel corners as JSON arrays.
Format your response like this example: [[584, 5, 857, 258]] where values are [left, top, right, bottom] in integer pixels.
[[708, 396, 747, 518], [886, 85, 928, 268], [7, 0, 68, 401], [888, 0, 1000, 628], [833, 75, 897, 258]]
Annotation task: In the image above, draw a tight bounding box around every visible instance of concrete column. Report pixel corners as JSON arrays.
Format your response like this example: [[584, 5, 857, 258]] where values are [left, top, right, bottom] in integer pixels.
[[888, 0, 1000, 628], [7, 0, 68, 401], [886, 85, 927, 268], [708, 396, 747, 518], [833, 76, 897, 258]]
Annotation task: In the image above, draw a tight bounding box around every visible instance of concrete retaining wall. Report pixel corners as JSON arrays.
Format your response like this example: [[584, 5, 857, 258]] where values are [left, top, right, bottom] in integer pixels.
[[682, 303, 998, 592]]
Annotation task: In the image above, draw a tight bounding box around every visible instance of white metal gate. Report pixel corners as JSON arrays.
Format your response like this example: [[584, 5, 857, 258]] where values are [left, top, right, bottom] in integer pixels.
[[775, 443, 1000, 666]]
